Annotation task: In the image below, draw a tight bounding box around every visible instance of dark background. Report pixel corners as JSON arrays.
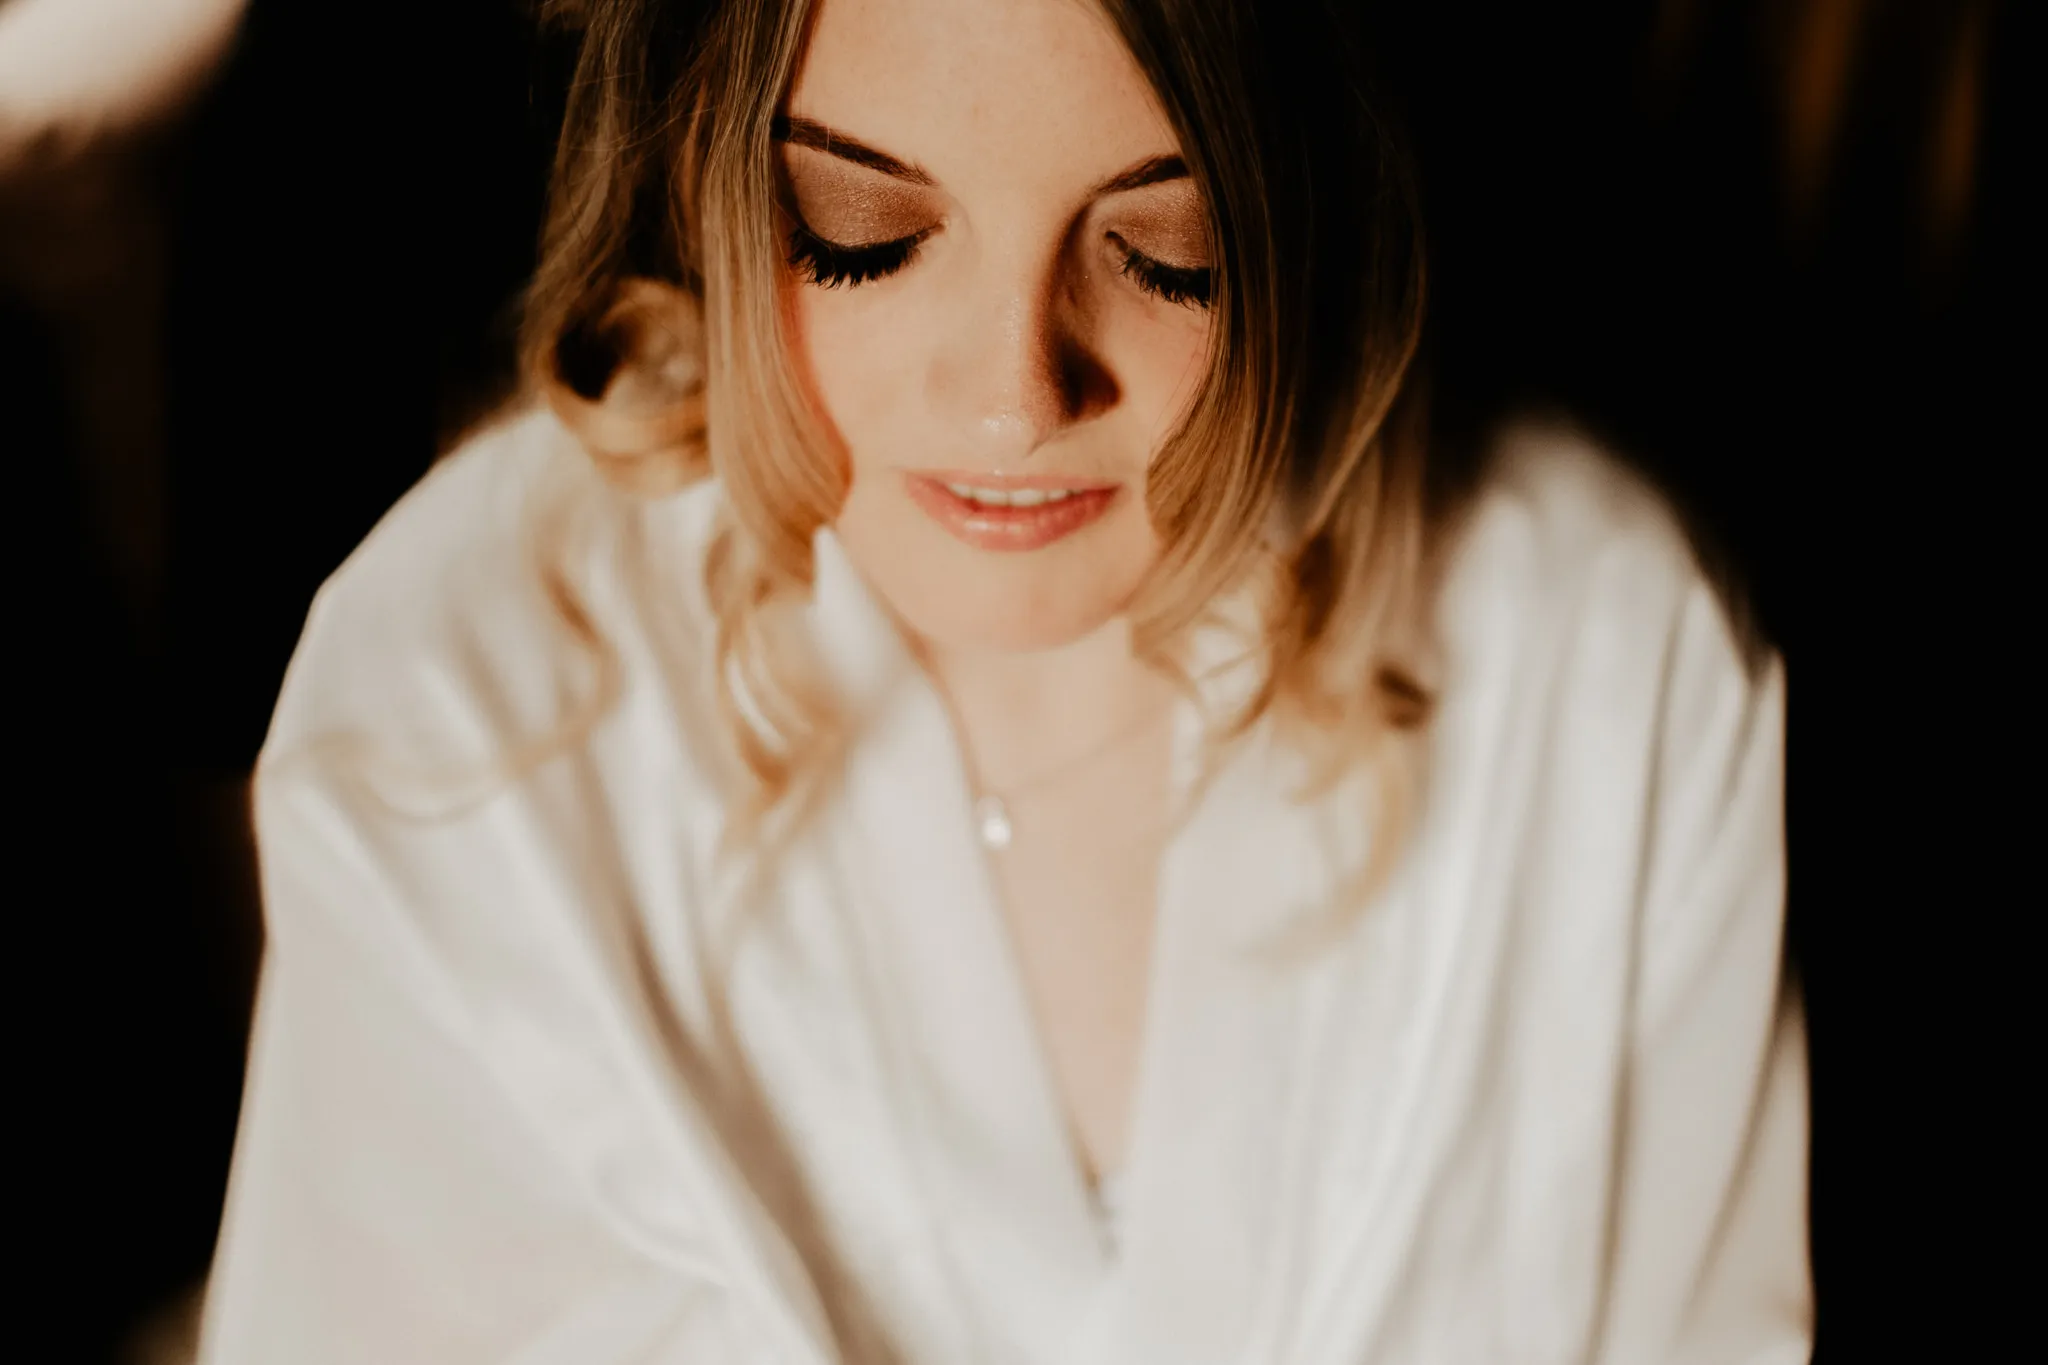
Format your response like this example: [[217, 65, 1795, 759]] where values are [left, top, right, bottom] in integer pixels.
[[6, 1, 2021, 1359]]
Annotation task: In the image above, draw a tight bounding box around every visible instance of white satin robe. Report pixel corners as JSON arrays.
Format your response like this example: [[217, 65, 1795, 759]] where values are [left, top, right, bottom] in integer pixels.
[[198, 406, 1811, 1364]]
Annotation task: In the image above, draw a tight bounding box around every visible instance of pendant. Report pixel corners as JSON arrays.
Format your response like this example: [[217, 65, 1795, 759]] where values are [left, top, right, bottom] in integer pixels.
[[974, 794, 1013, 850]]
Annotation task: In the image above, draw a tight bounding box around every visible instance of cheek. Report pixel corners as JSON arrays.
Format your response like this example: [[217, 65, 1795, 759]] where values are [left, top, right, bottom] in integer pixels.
[[788, 288, 917, 475], [1102, 306, 1214, 450]]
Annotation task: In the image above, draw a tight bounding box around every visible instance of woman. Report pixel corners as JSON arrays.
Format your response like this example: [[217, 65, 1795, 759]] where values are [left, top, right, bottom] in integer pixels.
[[199, 0, 1810, 1361]]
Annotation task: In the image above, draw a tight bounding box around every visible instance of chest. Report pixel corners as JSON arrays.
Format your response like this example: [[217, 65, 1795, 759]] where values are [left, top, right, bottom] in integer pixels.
[[979, 720, 1177, 1182], [703, 679, 1637, 1365]]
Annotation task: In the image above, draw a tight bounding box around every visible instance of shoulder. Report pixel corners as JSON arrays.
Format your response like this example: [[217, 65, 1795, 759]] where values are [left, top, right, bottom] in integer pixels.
[[1442, 418, 1699, 637], [248, 402, 734, 995], [260, 401, 726, 776], [1424, 418, 1783, 887], [1434, 416, 1763, 698], [259, 400, 569, 768], [1412, 420, 1787, 1007]]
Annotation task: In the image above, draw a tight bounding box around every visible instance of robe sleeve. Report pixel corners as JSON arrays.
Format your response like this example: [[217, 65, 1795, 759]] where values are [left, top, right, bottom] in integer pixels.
[[195, 771, 818, 1365], [1592, 580, 1813, 1364]]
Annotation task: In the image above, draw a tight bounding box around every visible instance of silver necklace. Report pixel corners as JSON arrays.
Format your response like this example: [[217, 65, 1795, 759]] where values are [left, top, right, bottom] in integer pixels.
[[968, 709, 1173, 851]]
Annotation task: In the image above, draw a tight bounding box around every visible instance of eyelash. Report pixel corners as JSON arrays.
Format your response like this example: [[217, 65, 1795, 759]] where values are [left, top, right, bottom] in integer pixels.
[[1113, 241, 1213, 309], [785, 223, 1214, 310], [786, 224, 930, 289]]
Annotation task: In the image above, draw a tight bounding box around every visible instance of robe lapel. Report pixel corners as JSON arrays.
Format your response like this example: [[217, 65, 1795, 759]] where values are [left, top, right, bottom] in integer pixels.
[[1074, 691, 1351, 1364], [807, 531, 1114, 1363], [803, 532, 1373, 1365]]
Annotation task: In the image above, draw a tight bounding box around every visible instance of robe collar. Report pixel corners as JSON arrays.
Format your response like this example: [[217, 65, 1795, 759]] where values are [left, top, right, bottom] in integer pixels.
[[795, 525, 1361, 1363]]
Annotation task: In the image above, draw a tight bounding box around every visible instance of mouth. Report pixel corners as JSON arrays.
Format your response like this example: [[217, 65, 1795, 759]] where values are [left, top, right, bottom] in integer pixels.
[[903, 471, 1122, 552]]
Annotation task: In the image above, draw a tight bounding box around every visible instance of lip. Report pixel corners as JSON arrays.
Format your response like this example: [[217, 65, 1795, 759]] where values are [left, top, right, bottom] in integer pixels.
[[903, 471, 1122, 552]]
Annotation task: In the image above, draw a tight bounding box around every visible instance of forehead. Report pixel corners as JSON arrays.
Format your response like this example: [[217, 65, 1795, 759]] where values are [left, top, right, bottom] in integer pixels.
[[788, 0, 1178, 188]]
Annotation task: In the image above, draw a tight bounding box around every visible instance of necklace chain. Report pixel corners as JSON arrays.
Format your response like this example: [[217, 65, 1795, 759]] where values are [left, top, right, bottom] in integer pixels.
[[968, 708, 1173, 851]]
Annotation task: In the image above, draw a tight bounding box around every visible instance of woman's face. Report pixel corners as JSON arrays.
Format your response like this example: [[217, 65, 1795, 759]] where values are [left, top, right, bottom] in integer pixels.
[[780, 0, 1215, 654]]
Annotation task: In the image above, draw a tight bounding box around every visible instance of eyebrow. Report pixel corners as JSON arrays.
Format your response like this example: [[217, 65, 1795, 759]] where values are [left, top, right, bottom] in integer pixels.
[[775, 115, 935, 184], [1091, 154, 1188, 195], [773, 114, 1189, 198]]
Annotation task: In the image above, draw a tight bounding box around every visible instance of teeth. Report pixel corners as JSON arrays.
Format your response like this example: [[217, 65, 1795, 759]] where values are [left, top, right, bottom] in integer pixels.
[[943, 483, 1080, 507]]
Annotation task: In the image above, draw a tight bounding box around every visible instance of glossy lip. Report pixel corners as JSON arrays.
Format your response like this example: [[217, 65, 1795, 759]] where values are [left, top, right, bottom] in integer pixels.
[[903, 470, 1122, 552], [912, 469, 1122, 491]]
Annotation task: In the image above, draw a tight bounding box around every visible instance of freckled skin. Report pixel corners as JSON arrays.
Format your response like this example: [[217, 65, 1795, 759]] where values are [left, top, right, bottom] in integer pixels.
[[782, 0, 1215, 654]]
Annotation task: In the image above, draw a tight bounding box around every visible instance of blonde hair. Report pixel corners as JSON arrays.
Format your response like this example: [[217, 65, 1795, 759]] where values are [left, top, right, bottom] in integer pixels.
[[522, 0, 1440, 904], [480, 8, 1450, 1352]]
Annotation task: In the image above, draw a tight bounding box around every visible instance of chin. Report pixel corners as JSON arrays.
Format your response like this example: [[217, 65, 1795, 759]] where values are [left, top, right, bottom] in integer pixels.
[[837, 497, 1155, 657]]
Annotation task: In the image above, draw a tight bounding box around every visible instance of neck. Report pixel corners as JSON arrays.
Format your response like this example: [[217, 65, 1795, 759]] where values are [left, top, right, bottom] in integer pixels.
[[916, 616, 1178, 796]]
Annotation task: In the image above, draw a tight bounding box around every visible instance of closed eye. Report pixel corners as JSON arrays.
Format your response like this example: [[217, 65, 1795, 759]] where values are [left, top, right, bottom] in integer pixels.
[[1108, 233, 1213, 309], [787, 223, 931, 288]]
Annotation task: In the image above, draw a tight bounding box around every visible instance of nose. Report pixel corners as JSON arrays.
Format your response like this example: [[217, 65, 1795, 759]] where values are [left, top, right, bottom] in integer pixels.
[[924, 240, 1118, 465]]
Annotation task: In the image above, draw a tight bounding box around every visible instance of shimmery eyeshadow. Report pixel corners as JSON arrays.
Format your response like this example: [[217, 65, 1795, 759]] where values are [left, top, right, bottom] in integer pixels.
[[782, 151, 937, 245], [1102, 182, 1211, 268]]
